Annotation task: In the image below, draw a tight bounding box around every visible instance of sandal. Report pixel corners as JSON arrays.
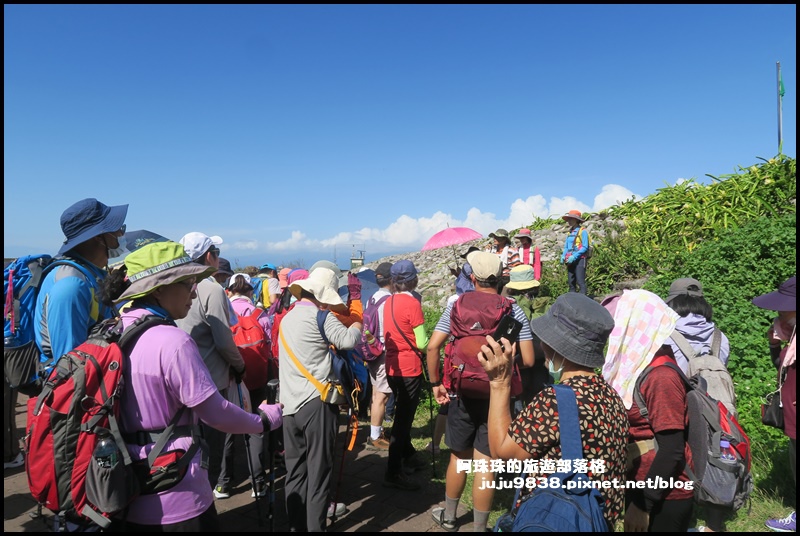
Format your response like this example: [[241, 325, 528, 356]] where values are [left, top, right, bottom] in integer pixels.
[[431, 507, 457, 532]]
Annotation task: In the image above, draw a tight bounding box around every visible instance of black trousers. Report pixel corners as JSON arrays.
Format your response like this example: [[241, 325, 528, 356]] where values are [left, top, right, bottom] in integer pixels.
[[386, 374, 422, 476]]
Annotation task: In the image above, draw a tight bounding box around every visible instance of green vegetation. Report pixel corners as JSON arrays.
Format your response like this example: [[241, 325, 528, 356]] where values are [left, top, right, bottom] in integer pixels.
[[409, 154, 796, 532]]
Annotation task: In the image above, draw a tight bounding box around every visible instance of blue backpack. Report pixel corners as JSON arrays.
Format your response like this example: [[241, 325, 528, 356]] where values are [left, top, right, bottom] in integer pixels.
[[494, 384, 609, 532], [4, 254, 93, 395], [316, 310, 368, 411]]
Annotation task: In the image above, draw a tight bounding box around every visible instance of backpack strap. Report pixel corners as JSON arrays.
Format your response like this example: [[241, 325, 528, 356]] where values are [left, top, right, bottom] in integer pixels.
[[670, 330, 699, 361], [710, 327, 722, 357], [552, 385, 582, 461], [278, 314, 327, 395]]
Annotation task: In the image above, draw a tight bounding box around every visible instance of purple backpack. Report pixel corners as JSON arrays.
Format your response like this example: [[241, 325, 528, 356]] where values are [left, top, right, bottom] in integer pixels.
[[359, 294, 390, 361]]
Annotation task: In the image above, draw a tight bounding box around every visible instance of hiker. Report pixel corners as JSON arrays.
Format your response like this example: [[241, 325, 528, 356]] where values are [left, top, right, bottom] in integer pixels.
[[175, 232, 247, 499], [477, 292, 627, 531], [98, 241, 282, 531], [560, 209, 590, 295], [753, 276, 796, 533], [278, 267, 363, 532], [664, 278, 731, 374], [426, 251, 535, 532], [486, 228, 519, 290], [34, 198, 128, 379], [603, 289, 695, 532], [310, 260, 364, 326], [278, 267, 292, 290], [227, 273, 273, 498], [364, 262, 394, 451], [502, 264, 550, 410], [512, 228, 541, 281], [213, 258, 234, 287], [255, 263, 281, 308], [382, 260, 430, 491]]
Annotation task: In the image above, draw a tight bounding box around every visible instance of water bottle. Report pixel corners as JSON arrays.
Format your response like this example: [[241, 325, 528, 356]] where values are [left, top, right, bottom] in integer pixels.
[[364, 329, 376, 345], [93, 431, 119, 469], [719, 439, 736, 462]]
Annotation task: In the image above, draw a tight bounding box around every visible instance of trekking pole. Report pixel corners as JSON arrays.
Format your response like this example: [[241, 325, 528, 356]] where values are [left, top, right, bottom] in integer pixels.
[[236, 381, 263, 527], [331, 406, 351, 524], [266, 379, 280, 533]]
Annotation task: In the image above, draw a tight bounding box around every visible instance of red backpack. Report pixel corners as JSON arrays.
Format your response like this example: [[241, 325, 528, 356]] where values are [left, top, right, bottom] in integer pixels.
[[25, 316, 171, 529], [231, 308, 272, 391], [443, 292, 523, 399]]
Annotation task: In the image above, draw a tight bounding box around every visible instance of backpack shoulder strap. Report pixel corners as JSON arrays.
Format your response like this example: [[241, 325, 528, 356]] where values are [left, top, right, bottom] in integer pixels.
[[552, 385, 582, 461], [670, 330, 698, 360], [710, 327, 722, 356], [118, 315, 175, 350], [316, 309, 330, 345], [633, 355, 685, 420]]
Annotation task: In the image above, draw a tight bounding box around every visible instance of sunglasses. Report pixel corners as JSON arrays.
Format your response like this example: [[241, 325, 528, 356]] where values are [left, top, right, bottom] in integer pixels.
[[176, 279, 198, 293], [107, 224, 126, 237]]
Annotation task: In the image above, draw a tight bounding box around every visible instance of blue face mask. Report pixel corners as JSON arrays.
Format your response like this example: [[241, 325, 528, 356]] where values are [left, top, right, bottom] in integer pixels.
[[548, 355, 565, 384]]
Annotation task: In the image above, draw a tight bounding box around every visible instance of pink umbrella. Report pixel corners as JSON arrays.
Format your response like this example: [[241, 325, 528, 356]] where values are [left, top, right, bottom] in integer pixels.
[[422, 227, 482, 251], [422, 226, 483, 268]]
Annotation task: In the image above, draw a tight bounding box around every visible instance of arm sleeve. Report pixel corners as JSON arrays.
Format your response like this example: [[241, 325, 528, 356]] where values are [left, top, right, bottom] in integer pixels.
[[413, 324, 429, 351], [193, 390, 264, 434], [630, 429, 686, 512], [334, 298, 363, 326]]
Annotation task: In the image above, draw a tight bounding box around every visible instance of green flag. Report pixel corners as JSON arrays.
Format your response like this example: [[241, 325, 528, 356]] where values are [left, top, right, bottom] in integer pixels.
[[780, 73, 785, 99]]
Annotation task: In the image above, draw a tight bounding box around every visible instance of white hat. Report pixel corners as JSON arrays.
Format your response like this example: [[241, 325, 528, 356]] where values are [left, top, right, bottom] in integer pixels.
[[179, 232, 223, 261], [290, 267, 345, 309], [228, 273, 252, 288], [466, 250, 502, 281]]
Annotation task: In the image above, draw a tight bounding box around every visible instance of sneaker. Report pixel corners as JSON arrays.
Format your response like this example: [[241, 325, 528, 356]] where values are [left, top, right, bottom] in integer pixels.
[[327, 501, 347, 518], [383, 472, 421, 491], [366, 435, 390, 451], [213, 485, 230, 499], [251, 479, 267, 498], [431, 507, 457, 532], [4, 453, 24, 470], [766, 511, 796, 532]]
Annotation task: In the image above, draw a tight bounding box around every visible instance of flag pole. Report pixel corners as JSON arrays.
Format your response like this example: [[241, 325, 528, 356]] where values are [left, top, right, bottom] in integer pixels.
[[777, 61, 783, 155]]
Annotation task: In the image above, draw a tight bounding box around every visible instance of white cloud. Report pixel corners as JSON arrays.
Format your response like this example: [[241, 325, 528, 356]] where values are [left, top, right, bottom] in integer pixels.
[[234, 182, 639, 257]]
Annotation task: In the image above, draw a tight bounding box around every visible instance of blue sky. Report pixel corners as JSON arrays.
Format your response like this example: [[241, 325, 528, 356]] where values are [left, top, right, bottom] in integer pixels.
[[4, 4, 796, 270]]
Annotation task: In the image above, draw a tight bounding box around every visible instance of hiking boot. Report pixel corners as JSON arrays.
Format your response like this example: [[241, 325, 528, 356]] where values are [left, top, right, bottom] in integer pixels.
[[213, 485, 231, 499], [431, 507, 457, 532], [251, 478, 267, 498], [766, 511, 796, 532], [327, 501, 347, 519], [366, 435, 390, 451], [383, 472, 421, 491], [402, 454, 427, 472]]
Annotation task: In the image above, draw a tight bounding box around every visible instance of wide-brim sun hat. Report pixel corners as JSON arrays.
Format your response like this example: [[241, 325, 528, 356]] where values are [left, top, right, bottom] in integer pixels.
[[117, 241, 216, 302], [561, 209, 585, 223], [505, 265, 540, 291], [309, 260, 349, 289], [58, 198, 129, 255], [289, 267, 345, 309], [529, 292, 614, 369], [752, 276, 797, 312]]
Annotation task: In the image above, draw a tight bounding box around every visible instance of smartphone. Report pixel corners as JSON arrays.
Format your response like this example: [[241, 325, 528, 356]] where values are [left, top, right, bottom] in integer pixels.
[[492, 315, 523, 345]]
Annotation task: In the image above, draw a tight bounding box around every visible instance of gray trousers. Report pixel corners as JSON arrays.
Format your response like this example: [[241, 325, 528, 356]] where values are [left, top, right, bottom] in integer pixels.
[[283, 397, 338, 532]]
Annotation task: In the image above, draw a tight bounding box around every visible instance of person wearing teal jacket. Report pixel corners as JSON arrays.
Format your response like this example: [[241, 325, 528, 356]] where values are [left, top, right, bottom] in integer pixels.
[[560, 209, 590, 295]]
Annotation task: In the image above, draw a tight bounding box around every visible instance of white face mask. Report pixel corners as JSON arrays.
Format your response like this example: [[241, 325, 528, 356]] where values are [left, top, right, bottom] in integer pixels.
[[107, 236, 127, 260], [547, 355, 565, 384]]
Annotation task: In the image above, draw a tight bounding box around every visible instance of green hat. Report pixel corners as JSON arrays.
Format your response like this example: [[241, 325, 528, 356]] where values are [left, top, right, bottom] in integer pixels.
[[117, 241, 216, 302]]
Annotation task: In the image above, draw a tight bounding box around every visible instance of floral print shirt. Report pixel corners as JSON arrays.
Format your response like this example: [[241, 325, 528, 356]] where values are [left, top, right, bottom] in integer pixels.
[[509, 374, 629, 529]]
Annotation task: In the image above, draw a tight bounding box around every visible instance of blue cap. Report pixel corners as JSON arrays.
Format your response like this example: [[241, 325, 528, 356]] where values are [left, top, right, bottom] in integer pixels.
[[259, 263, 277, 271], [391, 260, 418, 283]]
